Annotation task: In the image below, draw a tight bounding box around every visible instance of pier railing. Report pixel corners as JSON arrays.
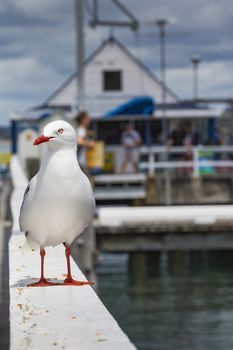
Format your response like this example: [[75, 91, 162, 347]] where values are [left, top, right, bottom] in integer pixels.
[[9, 155, 137, 350], [140, 145, 233, 177]]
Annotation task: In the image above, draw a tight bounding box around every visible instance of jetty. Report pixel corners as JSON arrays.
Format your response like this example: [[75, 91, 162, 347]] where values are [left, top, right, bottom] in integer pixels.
[[0, 176, 11, 350], [96, 206, 233, 252]]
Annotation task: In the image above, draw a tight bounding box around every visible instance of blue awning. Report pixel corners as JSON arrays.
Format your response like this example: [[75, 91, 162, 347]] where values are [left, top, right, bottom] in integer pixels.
[[103, 96, 154, 118]]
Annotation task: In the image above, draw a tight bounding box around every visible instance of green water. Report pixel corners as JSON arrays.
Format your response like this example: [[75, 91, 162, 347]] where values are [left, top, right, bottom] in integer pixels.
[[96, 251, 233, 350]]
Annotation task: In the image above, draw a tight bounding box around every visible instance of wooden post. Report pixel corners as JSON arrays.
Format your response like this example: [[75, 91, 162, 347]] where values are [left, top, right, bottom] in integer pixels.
[[148, 151, 154, 177], [193, 148, 200, 178], [146, 173, 157, 204], [72, 225, 96, 275], [128, 252, 161, 286], [128, 252, 147, 287]]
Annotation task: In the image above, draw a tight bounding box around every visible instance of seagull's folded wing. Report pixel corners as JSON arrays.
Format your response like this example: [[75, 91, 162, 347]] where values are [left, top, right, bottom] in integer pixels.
[[19, 175, 37, 232]]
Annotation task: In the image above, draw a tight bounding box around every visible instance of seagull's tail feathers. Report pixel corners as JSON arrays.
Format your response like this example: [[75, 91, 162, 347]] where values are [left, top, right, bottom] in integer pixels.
[[24, 231, 40, 251]]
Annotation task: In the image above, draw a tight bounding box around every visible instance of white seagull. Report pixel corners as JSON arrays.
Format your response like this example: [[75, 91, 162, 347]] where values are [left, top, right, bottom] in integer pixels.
[[19, 120, 95, 287]]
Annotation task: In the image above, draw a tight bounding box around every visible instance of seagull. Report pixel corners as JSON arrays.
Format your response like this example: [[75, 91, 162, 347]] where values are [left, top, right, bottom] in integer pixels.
[[19, 120, 95, 287]]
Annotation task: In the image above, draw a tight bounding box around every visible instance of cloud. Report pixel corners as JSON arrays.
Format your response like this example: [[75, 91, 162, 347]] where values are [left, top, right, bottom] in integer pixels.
[[0, 0, 232, 124], [167, 61, 233, 98]]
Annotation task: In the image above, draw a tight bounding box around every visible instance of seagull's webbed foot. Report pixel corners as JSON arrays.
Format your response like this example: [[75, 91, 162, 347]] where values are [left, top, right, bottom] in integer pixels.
[[63, 276, 94, 286], [63, 244, 94, 286], [28, 278, 59, 287], [27, 247, 59, 287]]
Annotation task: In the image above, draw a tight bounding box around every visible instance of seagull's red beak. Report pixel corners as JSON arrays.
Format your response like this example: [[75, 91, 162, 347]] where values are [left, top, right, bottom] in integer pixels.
[[33, 135, 53, 145]]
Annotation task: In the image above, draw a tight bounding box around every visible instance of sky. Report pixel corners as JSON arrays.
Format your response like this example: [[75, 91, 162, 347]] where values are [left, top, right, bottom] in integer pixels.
[[0, 0, 233, 125]]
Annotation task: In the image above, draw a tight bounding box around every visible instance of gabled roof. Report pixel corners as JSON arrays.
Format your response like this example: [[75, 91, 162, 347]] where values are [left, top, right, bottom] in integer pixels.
[[108, 37, 179, 101], [45, 36, 178, 106]]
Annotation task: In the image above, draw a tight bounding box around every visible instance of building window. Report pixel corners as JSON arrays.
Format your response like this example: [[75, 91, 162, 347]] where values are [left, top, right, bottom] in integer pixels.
[[103, 71, 122, 91]]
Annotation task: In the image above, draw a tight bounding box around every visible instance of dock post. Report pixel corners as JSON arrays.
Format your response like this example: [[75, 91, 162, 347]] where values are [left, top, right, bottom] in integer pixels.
[[164, 169, 172, 205], [128, 252, 148, 287], [72, 225, 96, 275], [146, 173, 157, 204], [148, 151, 154, 178], [193, 148, 200, 178], [128, 252, 161, 286], [191, 148, 202, 203], [191, 176, 202, 203]]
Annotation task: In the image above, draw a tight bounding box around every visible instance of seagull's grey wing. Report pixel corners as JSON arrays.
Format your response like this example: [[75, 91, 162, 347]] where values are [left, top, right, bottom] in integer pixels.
[[19, 175, 37, 232], [20, 184, 30, 213]]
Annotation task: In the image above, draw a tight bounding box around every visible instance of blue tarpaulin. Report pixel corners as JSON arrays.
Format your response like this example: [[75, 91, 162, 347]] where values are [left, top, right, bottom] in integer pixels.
[[103, 96, 154, 118]]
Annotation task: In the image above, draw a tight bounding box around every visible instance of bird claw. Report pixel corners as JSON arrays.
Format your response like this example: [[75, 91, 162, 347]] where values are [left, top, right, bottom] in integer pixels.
[[27, 277, 94, 287], [63, 277, 94, 286], [27, 278, 59, 287]]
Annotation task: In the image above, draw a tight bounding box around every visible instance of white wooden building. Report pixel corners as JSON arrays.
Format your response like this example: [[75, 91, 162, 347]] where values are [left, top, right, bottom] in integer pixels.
[[45, 37, 178, 116], [10, 36, 222, 157]]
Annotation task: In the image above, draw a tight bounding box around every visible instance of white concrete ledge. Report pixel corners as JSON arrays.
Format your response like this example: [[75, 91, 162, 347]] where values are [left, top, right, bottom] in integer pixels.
[[10, 156, 27, 232], [9, 156, 136, 350], [98, 205, 233, 227], [93, 174, 146, 183]]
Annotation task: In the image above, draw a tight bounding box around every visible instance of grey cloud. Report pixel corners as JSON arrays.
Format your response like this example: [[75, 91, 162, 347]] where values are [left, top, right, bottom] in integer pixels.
[[0, 0, 232, 124], [0, 3, 58, 27]]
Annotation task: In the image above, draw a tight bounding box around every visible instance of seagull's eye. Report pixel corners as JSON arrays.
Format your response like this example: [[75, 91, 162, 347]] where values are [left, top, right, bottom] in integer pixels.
[[57, 128, 64, 134]]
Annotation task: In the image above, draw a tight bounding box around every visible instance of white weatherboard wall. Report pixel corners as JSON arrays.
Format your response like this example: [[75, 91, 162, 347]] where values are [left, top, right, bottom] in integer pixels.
[[9, 156, 137, 350], [48, 39, 177, 116]]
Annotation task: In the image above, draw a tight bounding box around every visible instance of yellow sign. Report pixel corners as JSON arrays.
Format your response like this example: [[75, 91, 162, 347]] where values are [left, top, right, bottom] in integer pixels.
[[87, 141, 105, 169], [0, 153, 11, 165]]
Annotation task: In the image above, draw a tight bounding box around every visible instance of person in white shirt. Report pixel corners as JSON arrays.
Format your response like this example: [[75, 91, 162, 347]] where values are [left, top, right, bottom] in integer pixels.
[[120, 123, 142, 173], [75, 111, 95, 170]]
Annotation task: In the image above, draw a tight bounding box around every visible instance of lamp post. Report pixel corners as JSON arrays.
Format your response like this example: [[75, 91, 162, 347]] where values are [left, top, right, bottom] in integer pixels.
[[153, 19, 171, 205], [191, 55, 201, 100], [75, 0, 85, 112], [154, 19, 169, 144], [74, 0, 139, 113]]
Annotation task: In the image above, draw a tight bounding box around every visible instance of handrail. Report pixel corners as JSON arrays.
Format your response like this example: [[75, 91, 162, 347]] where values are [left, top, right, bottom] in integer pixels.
[[140, 160, 233, 169], [141, 145, 233, 154], [9, 155, 137, 350], [140, 145, 233, 177]]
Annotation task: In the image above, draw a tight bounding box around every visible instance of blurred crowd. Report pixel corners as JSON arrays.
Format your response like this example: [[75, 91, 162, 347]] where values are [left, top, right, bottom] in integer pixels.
[[75, 111, 232, 174]]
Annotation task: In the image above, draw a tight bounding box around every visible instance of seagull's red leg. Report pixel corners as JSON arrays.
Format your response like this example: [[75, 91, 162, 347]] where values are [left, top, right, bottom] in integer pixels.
[[63, 244, 93, 286], [28, 247, 58, 287]]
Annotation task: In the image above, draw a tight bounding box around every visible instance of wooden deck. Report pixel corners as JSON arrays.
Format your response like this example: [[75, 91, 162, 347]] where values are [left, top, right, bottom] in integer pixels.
[[95, 206, 233, 252], [93, 174, 146, 202]]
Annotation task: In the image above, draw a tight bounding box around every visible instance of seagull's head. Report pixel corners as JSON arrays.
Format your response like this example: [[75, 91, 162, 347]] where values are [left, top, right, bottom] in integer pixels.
[[33, 120, 76, 150]]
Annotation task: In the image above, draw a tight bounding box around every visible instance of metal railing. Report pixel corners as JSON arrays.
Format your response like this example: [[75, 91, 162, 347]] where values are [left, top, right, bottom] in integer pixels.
[[140, 145, 233, 177]]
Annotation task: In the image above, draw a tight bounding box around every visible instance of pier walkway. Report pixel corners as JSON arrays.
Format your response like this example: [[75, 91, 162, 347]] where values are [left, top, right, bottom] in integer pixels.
[[0, 178, 11, 350], [96, 206, 233, 252], [0, 223, 10, 350]]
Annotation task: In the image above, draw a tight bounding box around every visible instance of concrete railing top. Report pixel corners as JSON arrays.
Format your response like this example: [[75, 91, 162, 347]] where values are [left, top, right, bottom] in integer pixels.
[[93, 173, 146, 183], [9, 155, 137, 350], [98, 205, 233, 227], [10, 156, 28, 233]]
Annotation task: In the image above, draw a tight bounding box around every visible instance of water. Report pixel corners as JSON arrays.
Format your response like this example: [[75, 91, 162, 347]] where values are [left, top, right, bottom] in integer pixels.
[[96, 251, 233, 350]]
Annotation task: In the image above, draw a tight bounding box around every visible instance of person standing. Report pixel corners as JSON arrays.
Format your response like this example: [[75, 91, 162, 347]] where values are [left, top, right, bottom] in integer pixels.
[[75, 111, 95, 171], [120, 123, 142, 173]]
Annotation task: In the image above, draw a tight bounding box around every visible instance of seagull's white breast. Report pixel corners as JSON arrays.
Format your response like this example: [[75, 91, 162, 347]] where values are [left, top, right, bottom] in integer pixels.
[[20, 148, 95, 247]]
